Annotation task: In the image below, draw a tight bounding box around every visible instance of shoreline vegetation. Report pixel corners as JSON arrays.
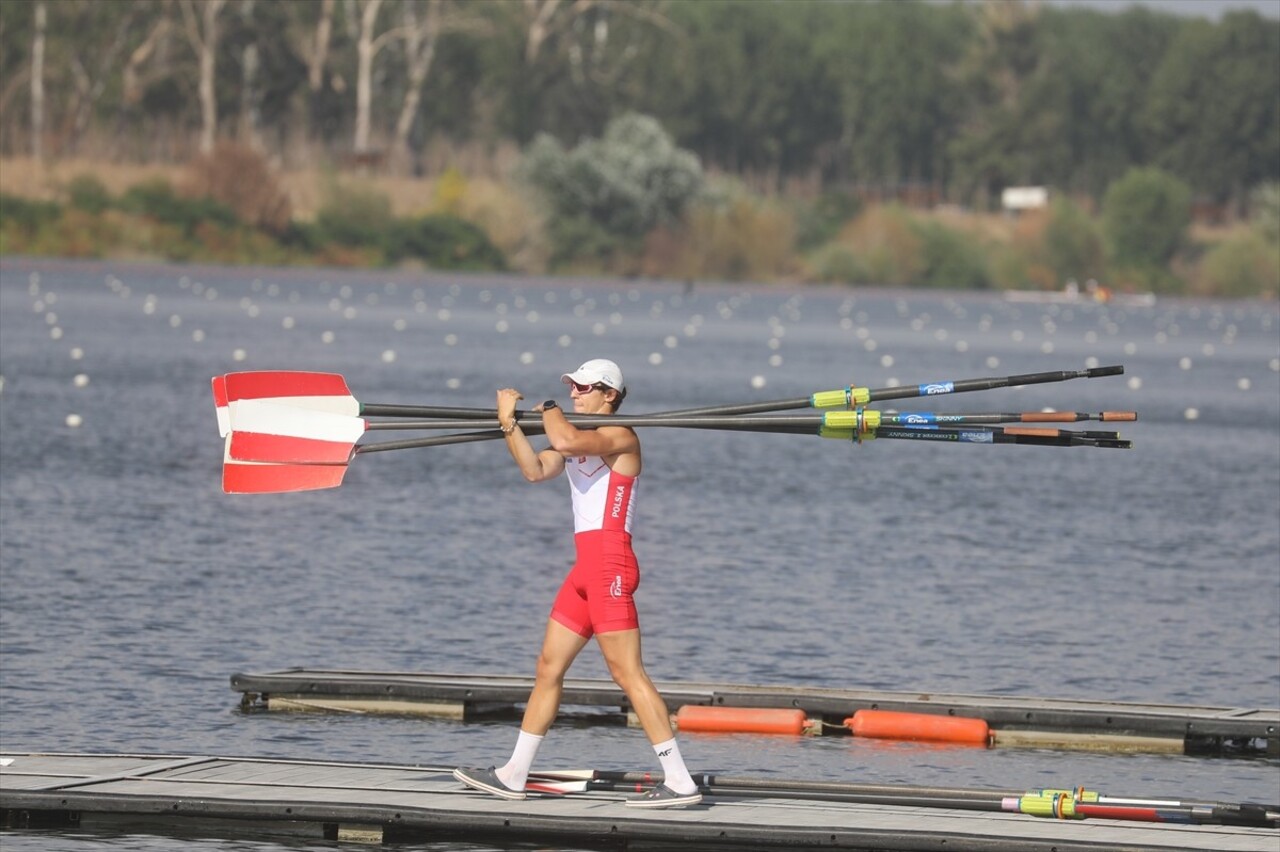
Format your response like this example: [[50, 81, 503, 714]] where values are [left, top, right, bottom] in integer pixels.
[[1, 145, 1276, 300]]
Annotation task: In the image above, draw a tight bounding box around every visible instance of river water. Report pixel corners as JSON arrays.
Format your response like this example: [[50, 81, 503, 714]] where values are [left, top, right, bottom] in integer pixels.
[[1, 257, 1277, 850]]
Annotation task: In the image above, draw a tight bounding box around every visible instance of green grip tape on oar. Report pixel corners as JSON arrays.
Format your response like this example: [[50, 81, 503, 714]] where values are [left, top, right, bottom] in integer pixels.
[[810, 386, 872, 409], [1009, 791, 1083, 819]]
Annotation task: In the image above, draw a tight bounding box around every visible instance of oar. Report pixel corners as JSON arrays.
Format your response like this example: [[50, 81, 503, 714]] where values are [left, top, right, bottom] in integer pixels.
[[1004, 789, 1279, 827], [214, 365, 1127, 428], [224, 400, 1128, 464], [636, 364, 1127, 417], [212, 372, 499, 438], [220, 435, 349, 494], [222, 424, 1126, 493], [523, 771, 1278, 827]]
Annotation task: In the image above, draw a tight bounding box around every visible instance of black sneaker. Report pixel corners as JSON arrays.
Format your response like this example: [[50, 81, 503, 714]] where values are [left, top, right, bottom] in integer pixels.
[[453, 766, 526, 800], [625, 784, 703, 808]]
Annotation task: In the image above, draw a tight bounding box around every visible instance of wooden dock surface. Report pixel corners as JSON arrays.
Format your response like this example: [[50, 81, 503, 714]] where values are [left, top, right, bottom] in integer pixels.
[[2, 752, 1277, 851], [230, 668, 1279, 757]]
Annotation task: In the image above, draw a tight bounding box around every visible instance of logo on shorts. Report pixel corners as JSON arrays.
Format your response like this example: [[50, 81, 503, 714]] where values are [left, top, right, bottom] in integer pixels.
[[610, 575, 622, 598]]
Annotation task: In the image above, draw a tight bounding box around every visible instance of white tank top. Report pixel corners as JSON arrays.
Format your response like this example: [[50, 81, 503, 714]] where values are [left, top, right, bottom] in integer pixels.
[[566, 454, 637, 534]]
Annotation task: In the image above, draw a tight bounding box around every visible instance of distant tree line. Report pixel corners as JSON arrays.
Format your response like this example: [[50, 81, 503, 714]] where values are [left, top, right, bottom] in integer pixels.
[[1, 0, 1276, 211]]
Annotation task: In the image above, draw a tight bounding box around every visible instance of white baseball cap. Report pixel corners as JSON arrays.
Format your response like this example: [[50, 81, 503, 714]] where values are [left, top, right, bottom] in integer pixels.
[[561, 358, 626, 392]]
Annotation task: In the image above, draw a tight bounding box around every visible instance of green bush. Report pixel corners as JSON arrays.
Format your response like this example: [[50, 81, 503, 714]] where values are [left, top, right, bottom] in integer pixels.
[[544, 215, 625, 271], [388, 213, 506, 270], [66, 174, 114, 214], [314, 181, 393, 252], [807, 243, 870, 284], [1250, 182, 1279, 245], [119, 178, 237, 235], [517, 113, 704, 264], [795, 191, 862, 251], [911, 218, 991, 289], [0, 193, 62, 233], [1101, 167, 1191, 269], [1044, 196, 1104, 283], [1198, 231, 1280, 298]]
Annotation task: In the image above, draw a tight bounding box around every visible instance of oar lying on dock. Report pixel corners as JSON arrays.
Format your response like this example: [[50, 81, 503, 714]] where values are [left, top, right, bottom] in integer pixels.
[[212, 364, 1127, 434], [520, 769, 1280, 827]]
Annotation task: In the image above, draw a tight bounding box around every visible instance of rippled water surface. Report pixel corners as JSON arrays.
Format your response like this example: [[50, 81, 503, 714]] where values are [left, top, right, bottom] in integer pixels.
[[1, 257, 1277, 850]]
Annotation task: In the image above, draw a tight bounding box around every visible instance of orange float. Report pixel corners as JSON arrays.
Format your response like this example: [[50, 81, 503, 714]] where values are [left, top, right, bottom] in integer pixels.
[[844, 709, 990, 746], [676, 705, 810, 735]]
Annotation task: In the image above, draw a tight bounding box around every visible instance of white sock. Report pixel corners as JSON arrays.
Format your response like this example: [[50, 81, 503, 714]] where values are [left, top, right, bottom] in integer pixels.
[[652, 737, 697, 794], [495, 729, 544, 791]]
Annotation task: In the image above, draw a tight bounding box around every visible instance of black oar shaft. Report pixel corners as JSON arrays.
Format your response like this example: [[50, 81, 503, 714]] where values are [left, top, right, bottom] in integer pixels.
[[653, 365, 1125, 418], [354, 367, 1125, 420]]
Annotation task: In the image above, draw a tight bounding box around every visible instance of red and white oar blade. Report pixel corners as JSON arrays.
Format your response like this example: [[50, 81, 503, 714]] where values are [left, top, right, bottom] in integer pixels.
[[227, 399, 366, 464], [222, 371, 360, 416], [212, 375, 232, 437], [221, 437, 349, 493]]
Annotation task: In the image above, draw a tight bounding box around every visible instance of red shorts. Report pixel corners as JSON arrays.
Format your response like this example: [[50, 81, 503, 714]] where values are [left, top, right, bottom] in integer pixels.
[[550, 530, 640, 638]]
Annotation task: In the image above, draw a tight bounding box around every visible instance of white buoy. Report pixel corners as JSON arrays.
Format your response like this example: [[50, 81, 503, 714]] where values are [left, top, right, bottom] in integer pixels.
[[282, 316, 295, 329], [880, 355, 895, 368], [986, 356, 1000, 369], [322, 331, 335, 344], [66, 413, 83, 428], [1184, 408, 1199, 420], [446, 378, 461, 389], [1237, 378, 1252, 391], [1179, 357, 1193, 370], [558, 335, 573, 347], [233, 349, 247, 362], [50, 327, 63, 340], [768, 354, 782, 367], [192, 330, 206, 342], [751, 375, 767, 389], [520, 352, 535, 365], [381, 350, 396, 363], [1127, 377, 1142, 390], [649, 353, 663, 366], [73, 374, 89, 388], [444, 334, 457, 346], [70, 347, 84, 360]]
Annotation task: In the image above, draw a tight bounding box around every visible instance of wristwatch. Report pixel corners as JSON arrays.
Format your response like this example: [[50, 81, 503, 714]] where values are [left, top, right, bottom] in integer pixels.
[[542, 399, 559, 411]]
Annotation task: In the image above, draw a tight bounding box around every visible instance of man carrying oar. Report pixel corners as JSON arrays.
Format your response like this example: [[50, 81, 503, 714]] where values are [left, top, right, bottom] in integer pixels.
[[454, 359, 702, 809]]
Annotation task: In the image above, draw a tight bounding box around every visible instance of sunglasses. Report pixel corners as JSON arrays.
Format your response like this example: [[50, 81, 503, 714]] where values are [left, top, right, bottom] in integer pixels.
[[569, 381, 607, 394]]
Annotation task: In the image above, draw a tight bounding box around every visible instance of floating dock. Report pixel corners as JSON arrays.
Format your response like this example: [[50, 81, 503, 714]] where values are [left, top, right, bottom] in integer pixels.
[[230, 668, 1279, 758], [3, 753, 1276, 851]]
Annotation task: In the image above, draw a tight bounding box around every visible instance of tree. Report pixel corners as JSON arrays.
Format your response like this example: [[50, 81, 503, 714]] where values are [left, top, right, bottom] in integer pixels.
[[353, 0, 386, 156], [179, 0, 226, 153], [389, 0, 490, 172], [1143, 12, 1280, 205], [1101, 166, 1190, 269], [29, 0, 44, 161]]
